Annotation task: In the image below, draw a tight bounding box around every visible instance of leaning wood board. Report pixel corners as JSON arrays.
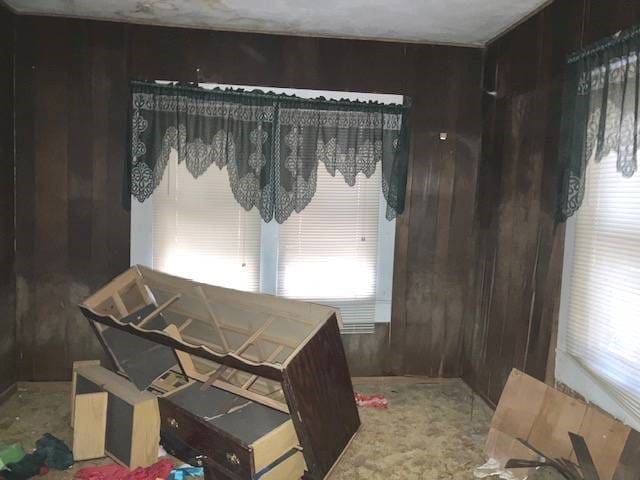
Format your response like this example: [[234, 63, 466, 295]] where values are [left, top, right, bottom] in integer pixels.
[[487, 369, 640, 480], [79, 266, 360, 480]]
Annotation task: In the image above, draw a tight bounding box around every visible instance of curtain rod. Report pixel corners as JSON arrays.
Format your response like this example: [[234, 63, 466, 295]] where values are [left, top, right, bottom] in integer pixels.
[[568, 23, 640, 64], [131, 80, 411, 112]]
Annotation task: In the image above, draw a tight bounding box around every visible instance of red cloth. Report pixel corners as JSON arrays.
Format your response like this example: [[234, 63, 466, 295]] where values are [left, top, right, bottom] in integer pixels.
[[355, 392, 388, 409], [75, 459, 173, 480]]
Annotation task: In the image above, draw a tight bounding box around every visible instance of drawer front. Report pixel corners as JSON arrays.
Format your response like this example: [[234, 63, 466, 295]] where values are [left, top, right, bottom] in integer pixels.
[[158, 397, 253, 478], [160, 430, 207, 468], [203, 459, 246, 480]]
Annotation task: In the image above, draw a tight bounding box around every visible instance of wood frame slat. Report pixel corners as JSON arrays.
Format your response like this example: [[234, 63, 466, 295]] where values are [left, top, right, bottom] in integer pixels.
[[136, 293, 181, 327]]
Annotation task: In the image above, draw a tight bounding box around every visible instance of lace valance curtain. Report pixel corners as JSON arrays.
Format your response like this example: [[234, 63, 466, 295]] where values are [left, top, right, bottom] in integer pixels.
[[559, 26, 640, 221], [129, 81, 410, 223]]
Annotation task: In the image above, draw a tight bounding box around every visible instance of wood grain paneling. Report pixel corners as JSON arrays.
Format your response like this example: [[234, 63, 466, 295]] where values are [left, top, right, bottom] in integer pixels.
[[0, 5, 16, 396], [463, 0, 640, 406], [14, 16, 129, 380], [283, 315, 360, 479], [11, 15, 483, 380]]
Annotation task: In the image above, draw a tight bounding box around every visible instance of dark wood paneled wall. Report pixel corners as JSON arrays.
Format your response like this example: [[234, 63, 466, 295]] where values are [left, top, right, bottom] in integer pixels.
[[12, 15, 482, 380], [0, 5, 16, 396], [463, 0, 640, 406]]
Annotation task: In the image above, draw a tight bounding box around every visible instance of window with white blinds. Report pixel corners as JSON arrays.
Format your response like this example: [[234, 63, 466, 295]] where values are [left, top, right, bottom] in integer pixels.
[[558, 150, 640, 428], [130, 83, 399, 328], [146, 150, 262, 292], [277, 165, 382, 324]]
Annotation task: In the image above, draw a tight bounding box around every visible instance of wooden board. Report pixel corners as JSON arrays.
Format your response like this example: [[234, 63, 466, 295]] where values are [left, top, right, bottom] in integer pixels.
[[82, 306, 285, 383], [487, 369, 640, 480], [130, 399, 161, 468], [282, 315, 359, 479], [73, 392, 108, 460], [576, 407, 630, 480], [490, 368, 548, 440], [71, 360, 101, 427], [528, 387, 587, 460]]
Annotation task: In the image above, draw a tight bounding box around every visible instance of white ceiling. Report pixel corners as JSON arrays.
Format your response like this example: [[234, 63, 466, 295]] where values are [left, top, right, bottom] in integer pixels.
[[3, 0, 550, 46]]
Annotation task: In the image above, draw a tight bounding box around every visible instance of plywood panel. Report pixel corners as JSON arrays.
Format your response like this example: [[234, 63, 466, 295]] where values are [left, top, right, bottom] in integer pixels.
[[73, 392, 108, 460], [490, 369, 548, 441], [485, 427, 537, 471], [577, 407, 630, 480], [528, 388, 587, 460]]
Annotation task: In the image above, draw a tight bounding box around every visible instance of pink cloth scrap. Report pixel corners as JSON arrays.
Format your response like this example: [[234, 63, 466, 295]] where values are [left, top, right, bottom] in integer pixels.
[[355, 392, 388, 409], [75, 459, 173, 480]]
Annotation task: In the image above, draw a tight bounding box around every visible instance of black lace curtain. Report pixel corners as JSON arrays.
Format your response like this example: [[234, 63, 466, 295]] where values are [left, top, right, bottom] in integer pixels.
[[559, 25, 640, 221], [129, 81, 410, 223]]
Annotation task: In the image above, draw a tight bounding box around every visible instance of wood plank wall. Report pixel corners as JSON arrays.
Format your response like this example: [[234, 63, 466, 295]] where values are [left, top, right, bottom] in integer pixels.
[[12, 15, 482, 380], [463, 0, 640, 406], [0, 5, 16, 397]]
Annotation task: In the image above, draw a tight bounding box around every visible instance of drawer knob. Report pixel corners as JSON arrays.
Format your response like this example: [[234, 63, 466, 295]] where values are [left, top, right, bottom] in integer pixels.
[[168, 417, 179, 429], [226, 453, 240, 466]]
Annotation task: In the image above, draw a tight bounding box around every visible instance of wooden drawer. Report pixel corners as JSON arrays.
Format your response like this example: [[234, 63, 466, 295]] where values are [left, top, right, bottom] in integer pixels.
[[159, 396, 252, 478], [158, 382, 304, 479]]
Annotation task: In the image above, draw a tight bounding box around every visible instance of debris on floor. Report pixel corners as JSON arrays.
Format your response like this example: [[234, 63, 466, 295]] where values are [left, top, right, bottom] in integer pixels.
[[0, 444, 26, 471], [167, 466, 203, 480], [0, 434, 73, 480], [35, 435, 73, 471], [355, 392, 388, 409], [1, 451, 48, 480], [1, 379, 493, 479], [74, 459, 173, 480], [473, 457, 517, 480]]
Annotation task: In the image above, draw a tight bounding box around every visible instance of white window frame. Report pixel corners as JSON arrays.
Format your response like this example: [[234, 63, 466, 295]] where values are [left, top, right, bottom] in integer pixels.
[[130, 82, 400, 329]]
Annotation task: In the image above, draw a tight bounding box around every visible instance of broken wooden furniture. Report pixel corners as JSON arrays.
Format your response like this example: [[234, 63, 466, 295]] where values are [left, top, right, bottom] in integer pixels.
[[79, 265, 360, 480], [71, 361, 160, 467], [485, 369, 640, 480]]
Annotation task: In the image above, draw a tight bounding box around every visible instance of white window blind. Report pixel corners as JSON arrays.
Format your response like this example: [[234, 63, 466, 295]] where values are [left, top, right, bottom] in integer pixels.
[[150, 150, 262, 292], [277, 165, 381, 324], [131, 83, 399, 328], [560, 151, 640, 426]]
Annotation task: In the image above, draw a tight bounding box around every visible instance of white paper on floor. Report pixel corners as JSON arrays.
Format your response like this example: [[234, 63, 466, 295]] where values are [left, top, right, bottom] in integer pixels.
[[474, 458, 524, 480]]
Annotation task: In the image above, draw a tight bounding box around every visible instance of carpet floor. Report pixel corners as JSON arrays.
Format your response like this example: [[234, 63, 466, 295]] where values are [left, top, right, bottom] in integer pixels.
[[0, 378, 494, 480]]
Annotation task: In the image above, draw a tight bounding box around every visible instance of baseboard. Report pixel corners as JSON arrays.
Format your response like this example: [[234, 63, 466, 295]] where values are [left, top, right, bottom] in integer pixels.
[[0, 383, 17, 406]]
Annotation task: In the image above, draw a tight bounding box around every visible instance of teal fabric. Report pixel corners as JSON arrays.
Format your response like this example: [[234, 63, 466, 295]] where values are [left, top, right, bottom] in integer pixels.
[[34, 433, 73, 470], [559, 24, 640, 221], [129, 81, 410, 223]]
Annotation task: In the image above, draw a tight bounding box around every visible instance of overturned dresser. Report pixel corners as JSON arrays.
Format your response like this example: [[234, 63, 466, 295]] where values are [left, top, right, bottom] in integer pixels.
[[79, 266, 360, 480]]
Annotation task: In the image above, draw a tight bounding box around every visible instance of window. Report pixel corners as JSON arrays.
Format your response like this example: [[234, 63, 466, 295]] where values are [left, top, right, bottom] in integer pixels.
[[558, 151, 640, 429], [131, 84, 399, 329]]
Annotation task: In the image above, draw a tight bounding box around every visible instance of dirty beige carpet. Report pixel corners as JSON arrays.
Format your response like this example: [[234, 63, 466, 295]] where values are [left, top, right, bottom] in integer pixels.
[[0, 379, 493, 480]]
